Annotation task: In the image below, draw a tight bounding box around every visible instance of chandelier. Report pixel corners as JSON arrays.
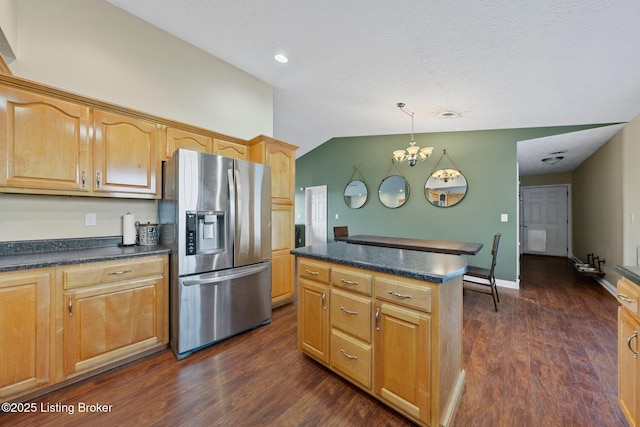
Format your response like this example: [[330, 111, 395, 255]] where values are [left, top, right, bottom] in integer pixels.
[[392, 103, 434, 166]]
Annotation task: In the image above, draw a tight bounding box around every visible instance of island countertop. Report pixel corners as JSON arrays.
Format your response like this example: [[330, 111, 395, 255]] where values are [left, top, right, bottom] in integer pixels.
[[291, 241, 467, 283], [616, 265, 640, 285]]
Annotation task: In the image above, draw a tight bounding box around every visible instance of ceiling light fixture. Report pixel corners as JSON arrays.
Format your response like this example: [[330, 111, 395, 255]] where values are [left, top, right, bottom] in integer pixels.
[[541, 156, 564, 165], [274, 54, 289, 63], [392, 103, 434, 167]]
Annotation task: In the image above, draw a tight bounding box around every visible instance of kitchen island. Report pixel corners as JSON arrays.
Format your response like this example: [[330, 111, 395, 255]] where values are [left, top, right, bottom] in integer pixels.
[[291, 242, 467, 427]]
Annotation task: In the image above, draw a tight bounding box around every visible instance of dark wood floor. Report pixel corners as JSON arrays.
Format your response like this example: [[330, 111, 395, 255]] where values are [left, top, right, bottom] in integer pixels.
[[1, 255, 627, 426]]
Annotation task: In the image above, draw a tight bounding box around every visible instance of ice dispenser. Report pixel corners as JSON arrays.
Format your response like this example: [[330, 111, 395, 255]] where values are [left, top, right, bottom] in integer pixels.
[[185, 211, 226, 255]]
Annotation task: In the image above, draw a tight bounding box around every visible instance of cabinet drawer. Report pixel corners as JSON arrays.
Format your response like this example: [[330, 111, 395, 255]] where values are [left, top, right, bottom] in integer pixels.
[[299, 260, 330, 284], [61, 256, 165, 290], [618, 278, 640, 315], [331, 267, 372, 296], [374, 277, 432, 313], [331, 289, 372, 343], [331, 329, 371, 389]]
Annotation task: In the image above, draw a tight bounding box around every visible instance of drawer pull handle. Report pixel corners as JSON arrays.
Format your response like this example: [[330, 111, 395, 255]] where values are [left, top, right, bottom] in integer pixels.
[[628, 331, 639, 359], [388, 290, 412, 299], [340, 306, 358, 316], [340, 349, 358, 360], [68, 297, 73, 317], [109, 270, 132, 275], [618, 293, 633, 303], [322, 291, 327, 310], [340, 278, 359, 285], [305, 269, 320, 275]]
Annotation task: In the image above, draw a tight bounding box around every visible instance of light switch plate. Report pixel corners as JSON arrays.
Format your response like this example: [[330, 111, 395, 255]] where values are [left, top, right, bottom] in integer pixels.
[[500, 214, 508, 222], [85, 213, 97, 226]]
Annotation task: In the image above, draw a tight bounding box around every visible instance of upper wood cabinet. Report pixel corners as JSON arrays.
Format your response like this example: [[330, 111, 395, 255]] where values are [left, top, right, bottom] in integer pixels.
[[214, 138, 249, 160], [92, 109, 160, 198], [0, 86, 91, 192], [249, 135, 297, 205], [164, 126, 213, 159]]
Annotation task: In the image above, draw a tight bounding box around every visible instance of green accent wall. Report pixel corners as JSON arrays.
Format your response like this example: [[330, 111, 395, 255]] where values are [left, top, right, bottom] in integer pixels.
[[295, 124, 606, 283]]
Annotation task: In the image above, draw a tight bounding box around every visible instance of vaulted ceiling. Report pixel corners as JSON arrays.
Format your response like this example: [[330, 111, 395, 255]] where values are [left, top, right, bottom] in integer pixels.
[[107, 1, 640, 175]]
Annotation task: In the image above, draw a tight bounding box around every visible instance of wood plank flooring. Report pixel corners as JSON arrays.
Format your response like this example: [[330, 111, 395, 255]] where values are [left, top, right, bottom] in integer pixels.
[[1, 255, 627, 426]]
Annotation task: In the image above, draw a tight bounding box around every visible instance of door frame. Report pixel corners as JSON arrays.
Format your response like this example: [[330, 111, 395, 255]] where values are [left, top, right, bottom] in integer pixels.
[[519, 183, 572, 258], [305, 185, 328, 245]]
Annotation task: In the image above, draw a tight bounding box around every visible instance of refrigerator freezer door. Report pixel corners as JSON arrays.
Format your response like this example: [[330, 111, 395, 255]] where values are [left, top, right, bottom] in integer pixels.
[[233, 159, 271, 267], [172, 262, 272, 359]]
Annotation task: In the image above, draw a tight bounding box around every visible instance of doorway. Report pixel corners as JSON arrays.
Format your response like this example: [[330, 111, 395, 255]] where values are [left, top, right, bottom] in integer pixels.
[[521, 185, 570, 257], [305, 185, 327, 245]]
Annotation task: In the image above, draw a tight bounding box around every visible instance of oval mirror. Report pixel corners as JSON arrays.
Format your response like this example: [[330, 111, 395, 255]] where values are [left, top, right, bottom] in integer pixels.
[[344, 179, 368, 209], [424, 170, 468, 207], [378, 175, 410, 208]]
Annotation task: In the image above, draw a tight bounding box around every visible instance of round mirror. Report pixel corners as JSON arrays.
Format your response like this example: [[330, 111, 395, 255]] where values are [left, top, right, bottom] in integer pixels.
[[424, 170, 467, 207], [378, 175, 410, 208], [344, 179, 368, 209]]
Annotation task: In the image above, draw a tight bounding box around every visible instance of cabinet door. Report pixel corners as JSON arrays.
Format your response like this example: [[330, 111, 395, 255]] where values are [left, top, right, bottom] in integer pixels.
[[271, 204, 294, 306], [0, 269, 54, 399], [0, 87, 90, 192], [619, 307, 639, 427], [63, 277, 167, 376], [374, 302, 431, 425], [214, 138, 248, 160], [265, 143, 295, 204], [298, 278, 330, 364], [93, 109, 159, 197], [165, 127, 212, 159]]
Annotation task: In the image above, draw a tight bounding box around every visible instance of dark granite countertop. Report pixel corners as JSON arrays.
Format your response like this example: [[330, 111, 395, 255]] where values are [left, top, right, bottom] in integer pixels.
[[616, 265, 640, 285], [291, 242, 467, 283], [0, 236, 171, 273]]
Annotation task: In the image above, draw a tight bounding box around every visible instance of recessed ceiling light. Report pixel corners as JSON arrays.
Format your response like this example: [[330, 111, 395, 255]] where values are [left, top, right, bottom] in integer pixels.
[[274, 54, 289, 63]]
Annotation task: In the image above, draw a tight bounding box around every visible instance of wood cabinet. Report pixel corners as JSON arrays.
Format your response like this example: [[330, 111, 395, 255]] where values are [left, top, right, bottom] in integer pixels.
[[618, 277, 640, 426], [295, 257, 464, 427], [375, 301, 431, 423], [165, 126, 212, 159], [250, 135, 298, 307], [0, 86, 91, 193], [92, 109, 160, 198], [59, 256, 168, 377], [298, 260, 331, 364], [0, 254, 168, 402], [214, 138, 249, 160], [0, 268, 55, 399], [250, 135, 296, 205]]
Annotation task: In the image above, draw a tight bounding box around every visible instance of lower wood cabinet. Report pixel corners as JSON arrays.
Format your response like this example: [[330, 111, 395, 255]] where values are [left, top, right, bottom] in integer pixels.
[[618, 277, 640, 426], [0, 254, 168, 402], [375, 301, 431, 423], [298, 278, 330, 364], [0, 268, 55, 400], [296, 257, 464, 427]]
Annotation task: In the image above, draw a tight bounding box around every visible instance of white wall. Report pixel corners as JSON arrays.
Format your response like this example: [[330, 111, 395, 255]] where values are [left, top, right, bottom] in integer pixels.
[[0, 0, 274, 241], [0, 0, 17, 61]]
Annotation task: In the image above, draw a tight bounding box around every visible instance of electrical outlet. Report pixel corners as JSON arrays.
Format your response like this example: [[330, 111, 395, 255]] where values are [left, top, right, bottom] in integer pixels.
[[85, 213, 97, 226]]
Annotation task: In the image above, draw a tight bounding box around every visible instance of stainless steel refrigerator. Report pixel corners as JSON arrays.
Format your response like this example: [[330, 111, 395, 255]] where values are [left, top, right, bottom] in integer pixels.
[[159, 149, 271, 359]]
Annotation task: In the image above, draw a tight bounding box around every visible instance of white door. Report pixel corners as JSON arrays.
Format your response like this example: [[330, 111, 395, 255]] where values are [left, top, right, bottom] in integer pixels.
[[305, 185, 327, 245], [521, 185, 569, 257]]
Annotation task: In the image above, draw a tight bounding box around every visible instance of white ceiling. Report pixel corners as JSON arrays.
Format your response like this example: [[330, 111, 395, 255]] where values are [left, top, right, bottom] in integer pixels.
[[106, 0, 640, 175]]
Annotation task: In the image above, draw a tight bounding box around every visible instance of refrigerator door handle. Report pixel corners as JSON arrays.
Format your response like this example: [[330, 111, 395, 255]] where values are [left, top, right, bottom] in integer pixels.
[[182, 263, 270, 286]]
